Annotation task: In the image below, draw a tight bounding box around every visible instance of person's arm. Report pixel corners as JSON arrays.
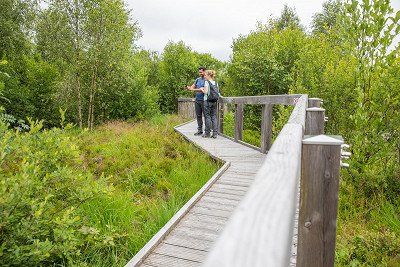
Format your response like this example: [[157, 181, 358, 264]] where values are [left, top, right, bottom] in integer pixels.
[[186, 78, 202, 91]]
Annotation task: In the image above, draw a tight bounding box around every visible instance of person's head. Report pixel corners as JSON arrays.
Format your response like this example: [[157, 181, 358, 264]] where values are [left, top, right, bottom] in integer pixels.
[[205, 69, 216, 80], [198, 66, 206, 77]]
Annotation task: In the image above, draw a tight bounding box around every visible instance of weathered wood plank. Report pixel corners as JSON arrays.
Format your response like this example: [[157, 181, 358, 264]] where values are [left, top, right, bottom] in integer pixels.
[[260, 104, 273, 153], [207, 187, 247, 197], [234, 104, 243, 142], [144, 253, 200, 267], [163, 234, 214, 251], [204, 123, 304, 267], [297, 135, 343, 267], [205, 191, 244, 201], [305, 107, 325, 135], [221, 94, 302, 105], [189, 206, 232, 219], [288, 94, 308, 128], [125, 162, 230, 267], [154, 243, 207, 263]]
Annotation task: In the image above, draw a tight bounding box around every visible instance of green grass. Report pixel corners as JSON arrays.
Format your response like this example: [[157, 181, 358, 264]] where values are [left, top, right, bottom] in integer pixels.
[[0, 115, 220, 266], [74, 115, 220, 266]]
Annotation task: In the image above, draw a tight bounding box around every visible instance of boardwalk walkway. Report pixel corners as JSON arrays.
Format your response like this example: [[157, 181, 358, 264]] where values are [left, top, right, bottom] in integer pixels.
[[126, 120, 267, 267]]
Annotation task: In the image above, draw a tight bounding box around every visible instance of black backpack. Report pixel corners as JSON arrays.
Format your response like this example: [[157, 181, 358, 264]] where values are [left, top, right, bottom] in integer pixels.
[[207, 81, 220, 102]]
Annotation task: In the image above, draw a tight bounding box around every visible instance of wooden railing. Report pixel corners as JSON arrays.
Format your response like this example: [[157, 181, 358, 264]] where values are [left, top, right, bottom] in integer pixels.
[[178, 94, 304, 153], [178, 94, 345, 266], [209, 95, 344, 267]]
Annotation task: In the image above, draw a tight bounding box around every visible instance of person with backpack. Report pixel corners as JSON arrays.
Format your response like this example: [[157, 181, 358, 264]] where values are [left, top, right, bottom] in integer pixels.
[[186, 66, 206, 136], [200, 69, 220, 138]]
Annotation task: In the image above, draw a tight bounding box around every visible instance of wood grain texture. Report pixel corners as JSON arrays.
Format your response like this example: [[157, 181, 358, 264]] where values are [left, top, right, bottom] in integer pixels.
[[221, 94, 302, 105], [260, 104, 273, 153], [203, 123, 304, 267], [288, 94, 308, 128], [234, 104, 243, 142], [305, 108, 325, 135], [297, 142, 342, 267]]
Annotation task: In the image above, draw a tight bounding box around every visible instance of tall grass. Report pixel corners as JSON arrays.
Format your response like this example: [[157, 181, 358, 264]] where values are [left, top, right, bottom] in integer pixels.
[[75, 115, 220, 266]]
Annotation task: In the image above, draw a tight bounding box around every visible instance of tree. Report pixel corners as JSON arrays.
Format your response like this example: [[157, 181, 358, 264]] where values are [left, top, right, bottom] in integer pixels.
[[312, 0, 343, 35], [0, 0, 37, 59], [272, 4, 302, 31], [37, 0, 142, 129]]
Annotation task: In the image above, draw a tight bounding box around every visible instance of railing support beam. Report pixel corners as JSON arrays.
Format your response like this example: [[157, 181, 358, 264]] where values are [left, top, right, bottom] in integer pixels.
[[260, 104, 273, 153], [298, 135, 343, 267], [234, 104, 243, 142]]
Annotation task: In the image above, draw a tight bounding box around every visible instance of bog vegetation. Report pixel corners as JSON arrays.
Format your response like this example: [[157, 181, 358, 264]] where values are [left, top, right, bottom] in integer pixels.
[[0, 0, 399, 266]]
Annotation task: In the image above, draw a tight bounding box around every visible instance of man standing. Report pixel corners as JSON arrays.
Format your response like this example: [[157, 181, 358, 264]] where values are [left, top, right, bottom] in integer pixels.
[[186, 66, 206, 135]]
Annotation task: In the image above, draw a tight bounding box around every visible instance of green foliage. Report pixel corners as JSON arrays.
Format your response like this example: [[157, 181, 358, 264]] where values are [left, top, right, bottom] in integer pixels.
[[312, 0, 343, 35], [157, 41, 223, 113], [0, 115, 220, 266], [271, 4, 303, 31], [224, 1, 400, 265]]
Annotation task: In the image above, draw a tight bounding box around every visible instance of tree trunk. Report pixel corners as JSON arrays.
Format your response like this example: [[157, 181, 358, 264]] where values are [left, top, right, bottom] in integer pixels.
[[76, 73, 83, 128]]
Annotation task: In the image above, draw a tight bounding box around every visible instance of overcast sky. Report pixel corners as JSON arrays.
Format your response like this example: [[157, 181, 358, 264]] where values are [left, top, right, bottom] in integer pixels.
[[127, 0, 400, 61]]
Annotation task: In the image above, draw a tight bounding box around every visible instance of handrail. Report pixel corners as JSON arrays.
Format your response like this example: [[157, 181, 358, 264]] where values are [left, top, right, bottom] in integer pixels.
[[203, 95, 308, 267], [221, 94, 302, 105]]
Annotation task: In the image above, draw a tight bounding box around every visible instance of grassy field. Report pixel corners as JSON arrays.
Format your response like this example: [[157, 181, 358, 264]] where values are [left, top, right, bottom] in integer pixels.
[[75, 115, 221, 266], [0, 115, 220, 266]]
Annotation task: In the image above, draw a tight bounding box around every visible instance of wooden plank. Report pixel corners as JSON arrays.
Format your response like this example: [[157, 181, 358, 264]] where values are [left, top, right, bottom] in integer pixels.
[[179, 212, 228, 226], [190, 205, 233, 218], [154, 243, 207, 263], [211, 182, 249, 193], [308, 97, 322, 108], [125, 162, 230, 267], [288, 94, 308, 128], [178, 218, 227, 234], [234, 104, 243, 142], [305, 107, 325, 135], [221, 94, 302, 106], [208, 187, 247, 197], [260, 104, 273, 153], [297, 136, 343, 267], [205, 191, 244, 201], [170, 227, 219, 242], [216, 179, 251, 188], [196, 197, 239, 210], [163, 234, 214, 251], [144, 253, 200, 267], [203, 123, 303, 267]]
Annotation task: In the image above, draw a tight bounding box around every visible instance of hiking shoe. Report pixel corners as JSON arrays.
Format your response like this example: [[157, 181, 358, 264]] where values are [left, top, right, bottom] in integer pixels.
[[211, 134, 217, 139], [202, 133, 210, 138], [194, 131, 203, 136]]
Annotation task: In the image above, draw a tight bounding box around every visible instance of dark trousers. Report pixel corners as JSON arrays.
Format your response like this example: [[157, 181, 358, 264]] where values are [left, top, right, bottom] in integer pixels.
[[195, 100, 204, 132], [204, 101, 217, 135]]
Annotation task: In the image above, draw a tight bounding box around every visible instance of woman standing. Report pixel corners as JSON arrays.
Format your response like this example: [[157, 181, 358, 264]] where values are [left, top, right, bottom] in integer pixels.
[[201, 70, 219, 138]]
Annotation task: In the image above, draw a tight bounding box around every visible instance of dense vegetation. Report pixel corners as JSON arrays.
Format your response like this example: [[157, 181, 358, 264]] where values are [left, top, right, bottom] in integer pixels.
[[1, 0, 399, 266], [0, 115, 219, 265], [222, 1, 400, 266]]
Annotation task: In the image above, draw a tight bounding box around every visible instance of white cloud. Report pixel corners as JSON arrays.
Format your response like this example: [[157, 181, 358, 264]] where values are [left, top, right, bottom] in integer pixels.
[[127, 0, 400, 61]]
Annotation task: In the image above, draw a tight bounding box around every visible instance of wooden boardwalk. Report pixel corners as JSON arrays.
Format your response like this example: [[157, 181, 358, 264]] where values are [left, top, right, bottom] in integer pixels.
[[126, 120, 267, 267]]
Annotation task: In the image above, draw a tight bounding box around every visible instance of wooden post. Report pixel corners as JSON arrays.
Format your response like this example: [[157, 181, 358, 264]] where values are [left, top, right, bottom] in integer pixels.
[[305, 107, 325, 135], [308, 98, 323, 108], [260, 104, 273, 153], [234, 104, 243, 142], [298, 135, 343, 267], [218, 101, 224, 134]]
